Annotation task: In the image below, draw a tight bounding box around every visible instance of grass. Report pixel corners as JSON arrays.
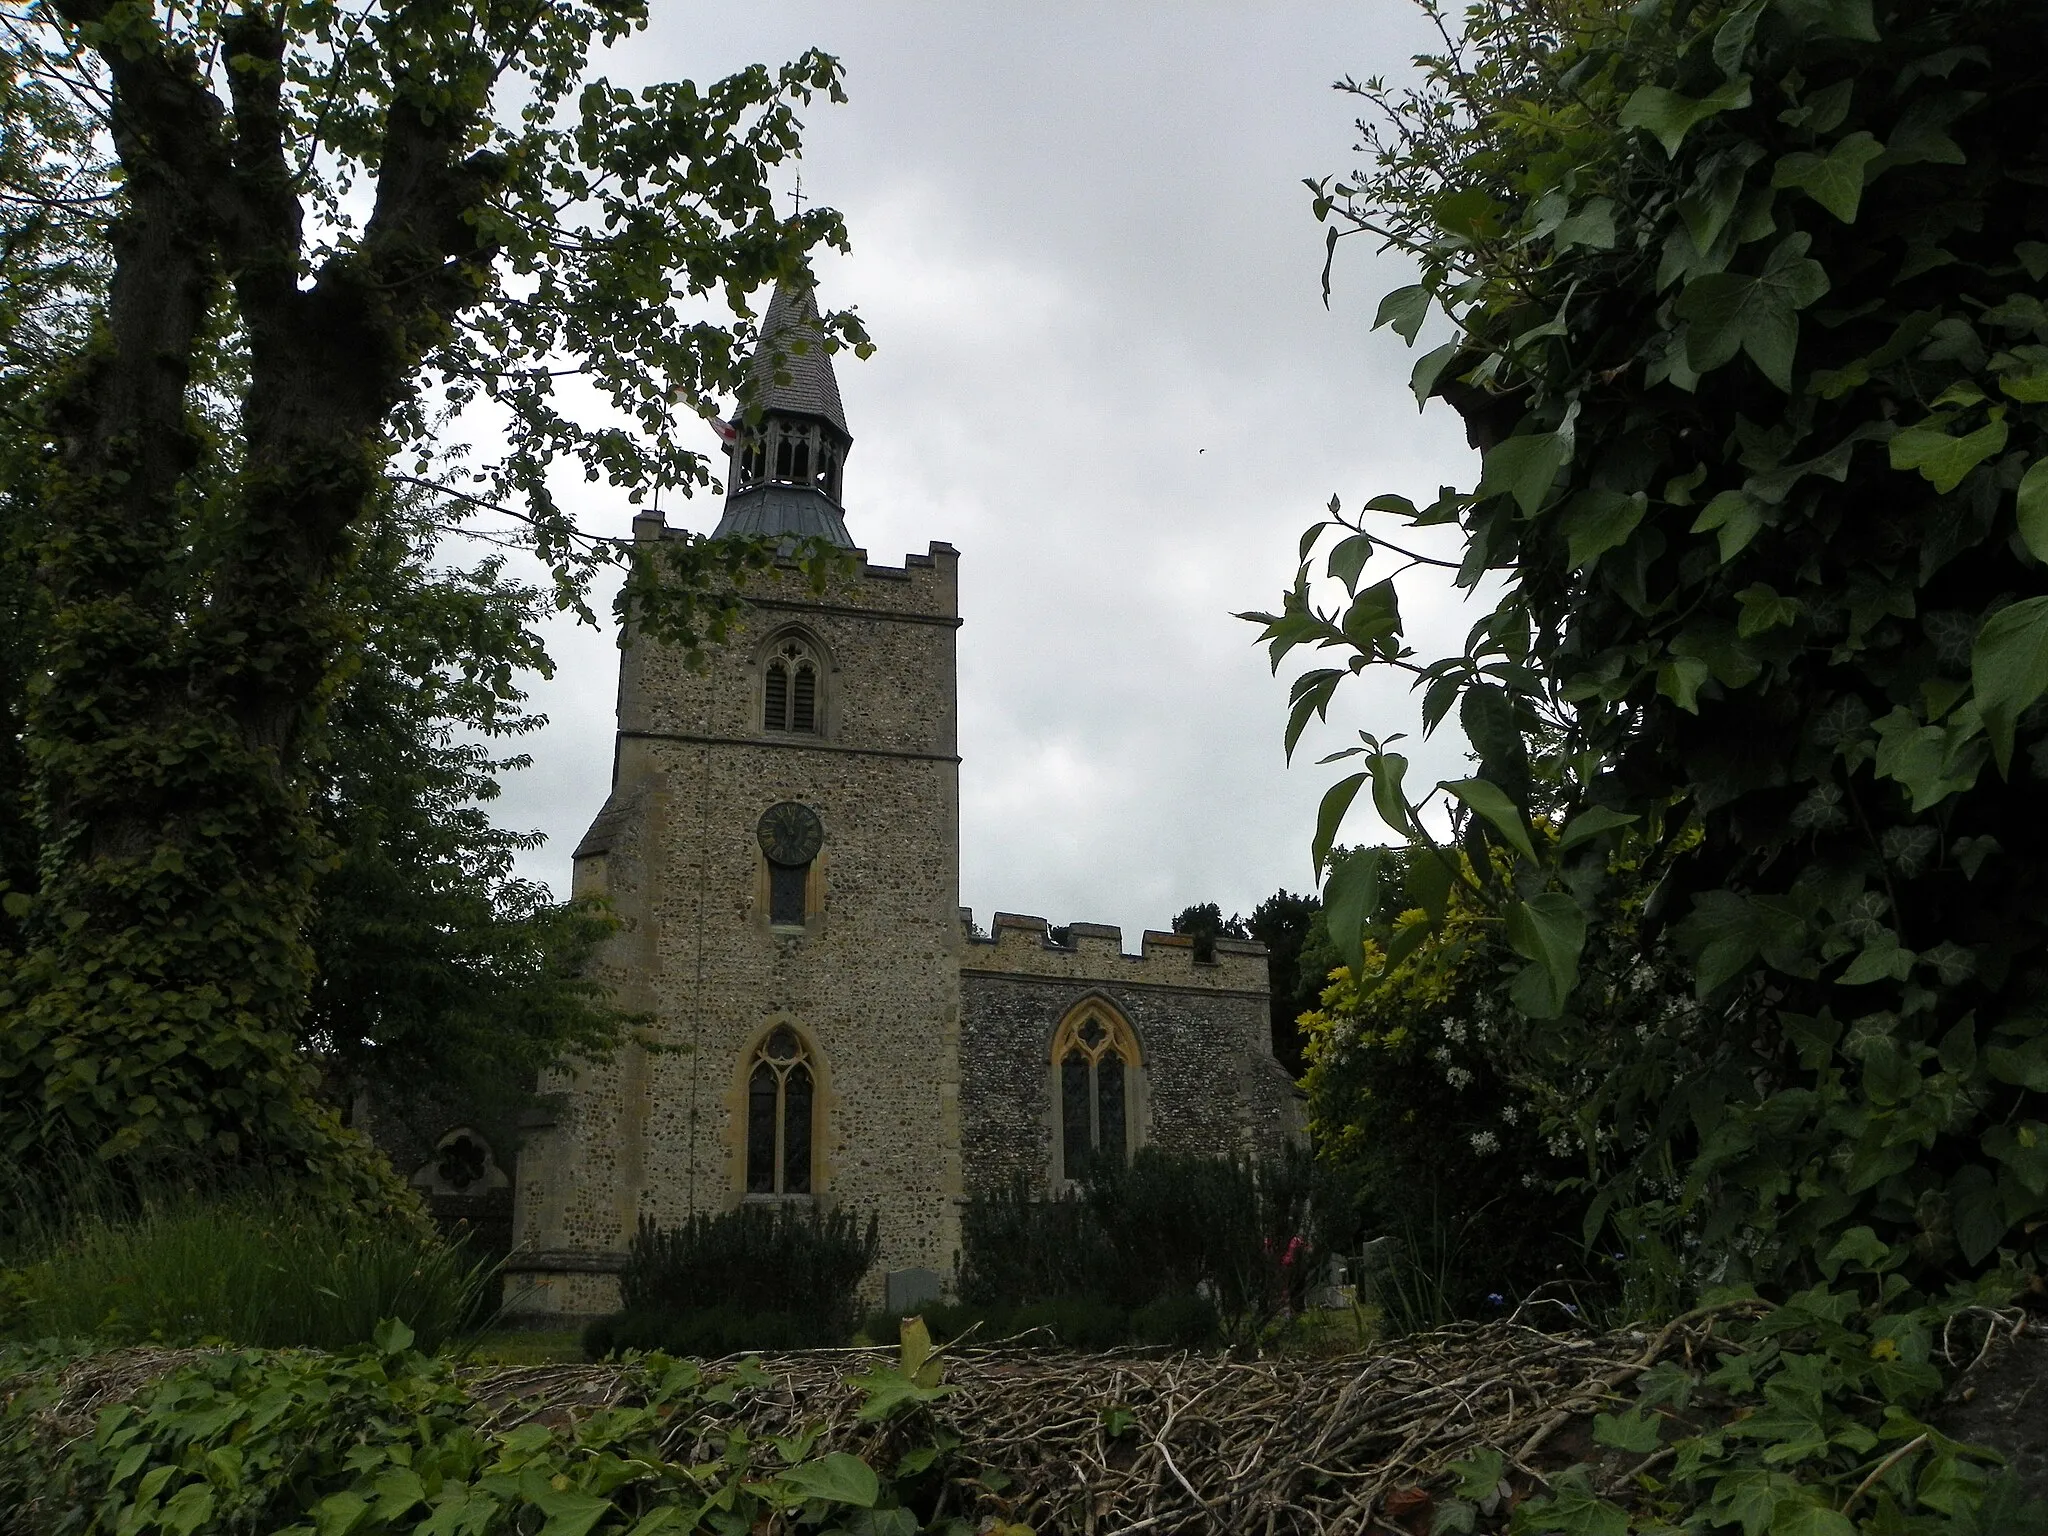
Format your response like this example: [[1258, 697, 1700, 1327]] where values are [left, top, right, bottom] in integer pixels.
[[463, 1329, 583, 1366], [0, 1184, 497, 1355]]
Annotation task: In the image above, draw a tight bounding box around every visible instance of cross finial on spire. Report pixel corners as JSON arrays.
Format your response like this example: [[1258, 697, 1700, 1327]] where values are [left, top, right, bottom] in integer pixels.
[[790, 174, 806, 219]]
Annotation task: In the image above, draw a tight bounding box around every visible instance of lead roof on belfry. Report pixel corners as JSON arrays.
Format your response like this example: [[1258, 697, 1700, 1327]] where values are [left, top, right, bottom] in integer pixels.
[[744, 283, 848, 436]]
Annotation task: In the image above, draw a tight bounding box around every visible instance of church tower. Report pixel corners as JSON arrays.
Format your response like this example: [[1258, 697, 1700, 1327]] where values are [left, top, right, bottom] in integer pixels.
[[509, 287, 964, 1314]]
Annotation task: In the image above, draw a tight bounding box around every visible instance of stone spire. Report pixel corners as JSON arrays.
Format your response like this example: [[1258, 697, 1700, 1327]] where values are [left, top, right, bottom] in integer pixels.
[[713, 284, 854, 547]]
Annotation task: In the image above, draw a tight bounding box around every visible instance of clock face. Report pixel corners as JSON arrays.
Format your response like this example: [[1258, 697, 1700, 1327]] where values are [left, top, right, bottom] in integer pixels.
[[757, 801, 824, 866]]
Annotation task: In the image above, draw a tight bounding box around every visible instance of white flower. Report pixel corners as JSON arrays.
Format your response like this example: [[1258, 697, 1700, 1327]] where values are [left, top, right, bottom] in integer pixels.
[[1446, 1066, 1474, 1090], [1442, 1017, 1469, 1045], [1500, 1105, 1519, 1125], [1547, 1134, 1573, 1158], [1468, 1130, 1500, 1155], [1429, 1045, 1453, 1067]]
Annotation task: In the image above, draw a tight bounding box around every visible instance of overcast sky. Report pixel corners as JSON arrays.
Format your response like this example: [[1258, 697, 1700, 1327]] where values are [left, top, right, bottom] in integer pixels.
[[494, 2, 1482, 943]]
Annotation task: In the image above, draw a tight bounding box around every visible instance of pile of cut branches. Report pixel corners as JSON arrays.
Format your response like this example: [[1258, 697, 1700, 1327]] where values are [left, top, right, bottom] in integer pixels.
[[7, 1308, 2038, 1534]]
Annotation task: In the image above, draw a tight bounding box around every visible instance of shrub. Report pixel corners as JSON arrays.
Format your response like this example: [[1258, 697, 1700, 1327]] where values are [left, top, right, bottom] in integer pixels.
[[0, 1185, 494, 1354], [581, 1306, 825, 1360], [1130, 1292, 1221, 1350], [618, 1204, 878, 1342], [960, 1147, 1355, 1332]]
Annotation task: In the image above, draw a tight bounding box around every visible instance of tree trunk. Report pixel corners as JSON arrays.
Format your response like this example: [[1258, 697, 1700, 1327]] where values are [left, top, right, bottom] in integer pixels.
[[0, 8, 501, 1199]]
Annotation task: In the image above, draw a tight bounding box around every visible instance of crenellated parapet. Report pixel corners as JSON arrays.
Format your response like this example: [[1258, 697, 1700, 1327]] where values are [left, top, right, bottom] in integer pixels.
[[960, 909, 1268, 994]]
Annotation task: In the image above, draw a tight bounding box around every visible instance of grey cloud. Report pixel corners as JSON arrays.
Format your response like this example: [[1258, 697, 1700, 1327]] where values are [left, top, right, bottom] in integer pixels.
[[493, 1, 1483, 941]]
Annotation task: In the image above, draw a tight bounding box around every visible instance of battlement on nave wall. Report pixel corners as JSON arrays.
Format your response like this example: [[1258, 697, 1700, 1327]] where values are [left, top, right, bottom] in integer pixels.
[[960, 910, 1269, 993]]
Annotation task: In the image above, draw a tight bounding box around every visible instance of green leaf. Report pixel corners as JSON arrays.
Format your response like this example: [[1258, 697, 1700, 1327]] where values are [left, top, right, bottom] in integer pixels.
[[161, 1484, 217, 1536], [1432, 1499, 1478, 1535], [1771, 0, 1880, 41], [1558, 807, 1637, 851], [1313, 773, 1368, 874], [1411, 342, 1460, 407], [1983, 1121, 2048, 1196], [372, 1317, 415, 1356], [1971, 596, 2048, 774], [1442, 778, 1535, 861], [1593, 1408, 1663, 1453], [1323, 846, 1385, 973], [1771, 132, 1884, 222], [1560, 489, 1646, 568], [1736, 583, 1802, 636], [1553, 197, 1617, 251], [1659, 655, 1713, 713], [1712, 1469, 1808, 1536], [1327, 533, 1373, 592], [1479, 432, 1571, 517], [1369, 751, 1418, 839], [1890, 414, 2009, 494], [1450, 1449, 1506, 1503], [1621, 76, 1754, 158], [1692, 489, 1765, 562], [1374, 284, 1430, 344], [2016, 459, 2048, 561], [1951, 1164, 2007, 1264], [1768, 1501, 1857, 1536], [535, 1489, 615, 1536], [1987, 1038, 2048, 1091], [1714, 0, 1767, 77], [1505, 893, 1586, 1017], [1676, 234, 1831, 390], [779, 1452, 879, 1509]]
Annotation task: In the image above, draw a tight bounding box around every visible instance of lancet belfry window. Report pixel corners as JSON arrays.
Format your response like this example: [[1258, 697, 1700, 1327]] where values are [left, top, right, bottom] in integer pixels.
[[745, 1026, 815, 1196], [1052, 1006, 1141, 1182], [736, 419, 844, 503], [764, 637, 820, 735]]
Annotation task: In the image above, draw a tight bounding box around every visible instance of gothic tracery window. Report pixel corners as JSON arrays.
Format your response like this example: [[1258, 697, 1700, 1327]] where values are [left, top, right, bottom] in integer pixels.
[[764, 636, 820, 735], [745, 1026, 816, 1196], [1052, 1006, 1140, 1182]]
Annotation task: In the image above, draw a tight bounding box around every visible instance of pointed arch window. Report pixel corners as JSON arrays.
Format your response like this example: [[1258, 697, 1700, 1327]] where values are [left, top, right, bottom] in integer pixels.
[[1052, 1006, 1141, 1182], [763, 636, 821, 734], [746, 1026, 816, 1196]]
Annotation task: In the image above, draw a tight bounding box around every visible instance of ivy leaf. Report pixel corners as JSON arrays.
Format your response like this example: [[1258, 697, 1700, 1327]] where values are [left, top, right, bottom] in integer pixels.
[[1374, 284, 1431, 344], [1593, 1408, 1663, 1453], [2016, 459, 2048, 561], [1561, 489, 1646, 568], [1983, 1121, 2048, 1196], [1768, 1501, 1857, 1536], [1479, 431, 1572, 517], [1442, 778, 1536, 861], [778, 1453, 880, 1510], [535, 1489, 615, 1536], [1714, 0, 1767, 78], [1949, 1164, 2007, 1264], [1621, 76, 1754, 158], [1771, 131, 1885, 222], [1890, 414, 2009, 494], [1693, 489, 1766, 562], [1737, 583, 1802, 636], [1676, 234, 1831, 390], [1971, 596, 2048, 774]]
